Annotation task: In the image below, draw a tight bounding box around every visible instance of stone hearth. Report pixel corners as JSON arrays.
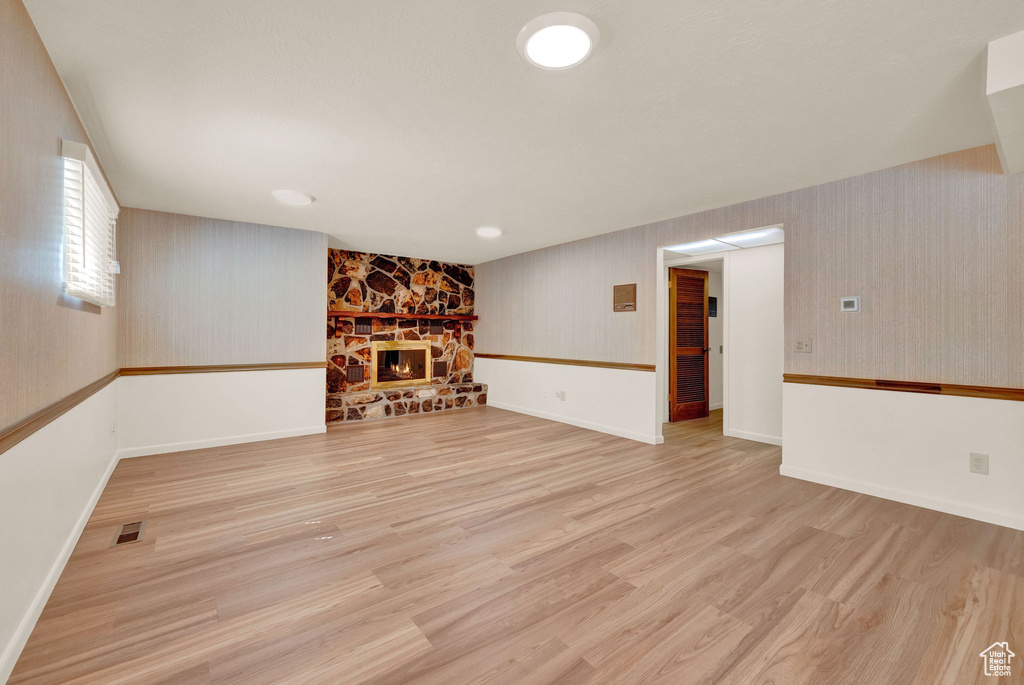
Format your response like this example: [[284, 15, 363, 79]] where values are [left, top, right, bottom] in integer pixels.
[[327, 382, 487, 423]]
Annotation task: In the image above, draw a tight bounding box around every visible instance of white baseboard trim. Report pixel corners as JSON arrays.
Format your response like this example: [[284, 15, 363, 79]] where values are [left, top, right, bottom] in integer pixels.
[[725, 428, 782, 446], [780, 464, 1024, 531], [710, 402, 723, 411], [0, 450, 120, 682], [117, 425, 327, 459], [487, 400, 663, 445]]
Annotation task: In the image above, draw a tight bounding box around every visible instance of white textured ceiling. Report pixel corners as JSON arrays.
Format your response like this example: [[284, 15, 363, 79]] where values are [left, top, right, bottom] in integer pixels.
[[24, 0, 1024, 264]]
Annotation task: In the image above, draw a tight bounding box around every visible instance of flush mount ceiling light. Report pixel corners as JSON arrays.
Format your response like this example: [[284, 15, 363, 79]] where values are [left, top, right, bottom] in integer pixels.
[[665, 239, 740, 256], [271, 189, 315, 205], [476, 226, 503, 238], [666, 226, 784, 256], [517, 12, 599, 70], [716, 226, 785, 248]]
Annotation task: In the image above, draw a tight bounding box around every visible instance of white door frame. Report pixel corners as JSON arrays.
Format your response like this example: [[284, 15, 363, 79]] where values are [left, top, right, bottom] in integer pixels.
[[656, 251, 732, 438], [654, 225, 784, 444]]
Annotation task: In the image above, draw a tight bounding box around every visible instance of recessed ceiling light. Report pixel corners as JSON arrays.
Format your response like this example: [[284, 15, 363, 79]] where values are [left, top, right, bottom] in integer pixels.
[[271, 189, 315, 205], [517, 13, 599, 70], [476, 226, 503, 238]]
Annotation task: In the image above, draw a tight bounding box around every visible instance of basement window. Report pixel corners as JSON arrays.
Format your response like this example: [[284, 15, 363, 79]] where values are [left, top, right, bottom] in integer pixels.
[[62, 139, 119, 307]]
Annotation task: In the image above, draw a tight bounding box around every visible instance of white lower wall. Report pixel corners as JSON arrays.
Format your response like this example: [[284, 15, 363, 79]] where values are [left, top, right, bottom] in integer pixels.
[[782, 383, 1024, 531], [1, 367, 328, 679], [474, 358, 662, 444], [117, 369, 326, 458], [0, 383, 119, 683]]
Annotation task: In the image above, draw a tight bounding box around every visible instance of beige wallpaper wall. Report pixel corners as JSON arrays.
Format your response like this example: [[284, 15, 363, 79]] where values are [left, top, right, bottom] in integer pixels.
[[475, 145, 1024, 388], [0, 0, 119, 430], [117, 208, 327, 367]]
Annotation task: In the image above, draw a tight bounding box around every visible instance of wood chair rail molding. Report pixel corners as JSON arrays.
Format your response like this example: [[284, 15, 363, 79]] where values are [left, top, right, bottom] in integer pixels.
[[119, 361, 327, 376], [0, 362, 328, 456], [783, 373, 1024, 402], [475, 353, 655, 372], [0, 370, 120, 456]]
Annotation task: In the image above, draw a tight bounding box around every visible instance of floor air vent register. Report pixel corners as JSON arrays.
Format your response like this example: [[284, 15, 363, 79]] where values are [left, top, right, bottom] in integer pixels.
[[110, 521, 147, 547]]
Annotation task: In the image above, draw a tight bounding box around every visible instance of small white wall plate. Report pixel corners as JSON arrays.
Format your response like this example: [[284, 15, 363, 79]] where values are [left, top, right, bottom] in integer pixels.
[[840, 296, 860, 312]]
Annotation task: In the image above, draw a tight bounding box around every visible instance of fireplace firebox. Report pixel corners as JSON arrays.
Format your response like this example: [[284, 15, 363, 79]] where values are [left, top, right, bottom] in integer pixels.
[[371, 340, 431, 389]]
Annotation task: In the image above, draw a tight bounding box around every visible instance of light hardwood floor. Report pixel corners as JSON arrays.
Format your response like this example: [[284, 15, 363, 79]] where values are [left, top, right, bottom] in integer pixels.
[[11, 408, 1023, 684]]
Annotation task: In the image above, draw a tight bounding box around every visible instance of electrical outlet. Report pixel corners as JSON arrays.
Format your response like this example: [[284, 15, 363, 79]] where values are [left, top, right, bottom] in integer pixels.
[[555, 390, 566, 401], [969, 452, 989, 475], [795, 340, 813, 353]]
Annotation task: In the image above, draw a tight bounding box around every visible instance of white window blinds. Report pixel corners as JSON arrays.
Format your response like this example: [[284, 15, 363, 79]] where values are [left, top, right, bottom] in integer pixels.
[[62, 140, 119, 307]]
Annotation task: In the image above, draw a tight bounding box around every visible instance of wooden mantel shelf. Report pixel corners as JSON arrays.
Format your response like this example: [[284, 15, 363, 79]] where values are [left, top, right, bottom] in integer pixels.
[[327, 311, 478, 321]]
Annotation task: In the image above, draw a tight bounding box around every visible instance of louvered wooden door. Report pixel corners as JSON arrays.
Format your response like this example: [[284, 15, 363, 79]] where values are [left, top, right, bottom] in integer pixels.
[[669, 268, 709, 421]]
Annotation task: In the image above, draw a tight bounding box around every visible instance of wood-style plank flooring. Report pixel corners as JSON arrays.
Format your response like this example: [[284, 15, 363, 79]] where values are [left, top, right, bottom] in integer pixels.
[[11, 407, 1024, 684]]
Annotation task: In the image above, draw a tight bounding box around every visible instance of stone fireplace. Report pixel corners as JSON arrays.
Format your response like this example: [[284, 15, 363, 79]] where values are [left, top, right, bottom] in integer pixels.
[[372, 340, 430, 389], [326, 249, 487, 424]]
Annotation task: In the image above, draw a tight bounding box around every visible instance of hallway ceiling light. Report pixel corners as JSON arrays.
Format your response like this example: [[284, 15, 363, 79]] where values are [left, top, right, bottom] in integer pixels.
[[476, 226, 502, 238], [517, 13, 599, 70], [716, 226, 785, 248], [271, 189, 315, 205], [665, 239, 740, 256], [667, 226, 784, 256]]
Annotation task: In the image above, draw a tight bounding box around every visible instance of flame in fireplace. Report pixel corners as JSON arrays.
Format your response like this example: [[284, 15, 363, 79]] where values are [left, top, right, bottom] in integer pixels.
[[372, 341, 430, 388]]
